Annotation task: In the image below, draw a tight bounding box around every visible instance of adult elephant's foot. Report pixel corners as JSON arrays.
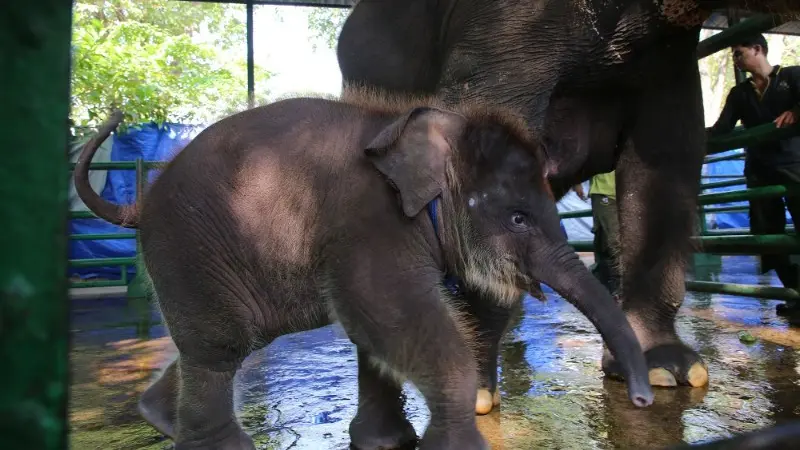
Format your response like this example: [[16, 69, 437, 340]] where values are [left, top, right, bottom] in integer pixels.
[[602, 331, 708, 388], [475, 388, 501, 415]]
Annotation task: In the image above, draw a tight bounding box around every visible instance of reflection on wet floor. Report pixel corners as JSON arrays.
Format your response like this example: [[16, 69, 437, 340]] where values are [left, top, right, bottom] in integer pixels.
[[69, 255, 800, 449]]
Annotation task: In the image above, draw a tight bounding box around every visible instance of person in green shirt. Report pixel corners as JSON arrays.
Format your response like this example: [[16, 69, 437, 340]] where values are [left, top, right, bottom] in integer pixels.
[[586, 170, 620, 296]]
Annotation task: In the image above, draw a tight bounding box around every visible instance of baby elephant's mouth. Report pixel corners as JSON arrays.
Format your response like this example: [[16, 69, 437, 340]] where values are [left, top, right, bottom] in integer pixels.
[[528, 282, 548, 302]]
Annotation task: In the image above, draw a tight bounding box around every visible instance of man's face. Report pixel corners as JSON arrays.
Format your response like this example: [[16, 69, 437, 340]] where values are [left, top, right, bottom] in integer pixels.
[[731, 45, 763, 72]]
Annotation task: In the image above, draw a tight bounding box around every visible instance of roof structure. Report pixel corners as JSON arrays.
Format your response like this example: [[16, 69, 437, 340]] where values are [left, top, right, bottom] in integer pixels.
[[704, 10, 800, 36], [186, 0, 354, 7], [183, 1, 800, 36]]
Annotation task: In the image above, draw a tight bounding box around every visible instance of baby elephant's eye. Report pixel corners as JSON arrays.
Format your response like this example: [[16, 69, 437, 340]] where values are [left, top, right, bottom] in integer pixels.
[[504, 211, 531, 233], [511, 212, 527, 226]]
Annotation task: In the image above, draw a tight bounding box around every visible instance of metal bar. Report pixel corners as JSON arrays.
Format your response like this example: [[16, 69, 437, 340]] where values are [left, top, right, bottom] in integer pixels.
[[686, 280, 799, 301], [695, 234, 800, 254], [70, 320, 158, 332], [561, 204, 751, 218], [701, 174, 746, 179], [558, 186, 768, 219], [701, 205, 748, 214], [559, 209, 592, 219], [703, 226, 796, 236], [70, 210, 98, 219], [67, 161, 167, 171], [561, 186, 787, 220], [69, 279, 128, 289], [701, 178, 746, 190], [0, 1, 72, 448], [704, 152, 744, 164], [696, 14, 785, 59], [698, 185, 799, 205], [68, 257, 136, 268], [127, 159, 147, 299], [707, 122, 800, 155], [69, 233, 136, 241], [247, 0, 255, 109], [569, 234, 800, 255]]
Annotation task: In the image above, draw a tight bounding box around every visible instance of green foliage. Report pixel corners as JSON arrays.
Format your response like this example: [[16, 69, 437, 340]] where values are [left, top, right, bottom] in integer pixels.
[[70, 0, 272, 130], [307, 7, 350, 51]]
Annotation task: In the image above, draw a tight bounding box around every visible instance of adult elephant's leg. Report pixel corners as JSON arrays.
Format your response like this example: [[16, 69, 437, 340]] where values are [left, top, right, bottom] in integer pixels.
[[349, 348, 417, 449], [460, 288, 522, 415], [603, 33, 709, 388]]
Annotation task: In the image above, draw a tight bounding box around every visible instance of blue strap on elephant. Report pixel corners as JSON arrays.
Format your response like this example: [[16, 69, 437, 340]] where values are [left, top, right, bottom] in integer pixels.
[[427, 198, 463, 296]]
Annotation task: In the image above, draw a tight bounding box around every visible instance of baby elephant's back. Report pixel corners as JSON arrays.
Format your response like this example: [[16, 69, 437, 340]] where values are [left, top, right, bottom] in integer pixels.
[[140, 98, 377, 293]]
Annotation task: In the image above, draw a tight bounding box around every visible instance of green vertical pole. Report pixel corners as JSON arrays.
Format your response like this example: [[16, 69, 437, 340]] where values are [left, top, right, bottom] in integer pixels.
[[246, 0, 255, 109], [0, 1, 73, 450], [127, 158, 147, 300]]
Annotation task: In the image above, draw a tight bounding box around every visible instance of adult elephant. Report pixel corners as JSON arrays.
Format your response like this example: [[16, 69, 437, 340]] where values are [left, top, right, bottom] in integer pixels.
[[336, 0, 799, 415]]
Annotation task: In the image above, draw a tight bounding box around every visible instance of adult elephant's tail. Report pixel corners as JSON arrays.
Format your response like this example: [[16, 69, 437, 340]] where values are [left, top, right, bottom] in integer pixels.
[[74, 110, 140, 228]]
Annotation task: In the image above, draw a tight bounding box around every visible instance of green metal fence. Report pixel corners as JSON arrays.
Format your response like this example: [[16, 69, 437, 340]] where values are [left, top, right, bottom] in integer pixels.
[[68, 159, 159, 298]]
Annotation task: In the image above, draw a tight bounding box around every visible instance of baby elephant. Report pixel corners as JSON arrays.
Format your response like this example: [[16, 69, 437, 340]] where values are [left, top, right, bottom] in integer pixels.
[[74, 87, 654, 450]]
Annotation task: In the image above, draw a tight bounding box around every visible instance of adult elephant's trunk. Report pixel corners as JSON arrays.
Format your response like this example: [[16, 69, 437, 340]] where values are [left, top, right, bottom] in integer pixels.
[[74, 110, 140, 228], [534, 241, 654, 408]]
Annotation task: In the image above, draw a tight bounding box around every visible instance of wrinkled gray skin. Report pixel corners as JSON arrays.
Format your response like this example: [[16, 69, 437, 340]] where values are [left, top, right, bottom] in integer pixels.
[[74, 92, 654, 450], [336, 0, 800, 412]]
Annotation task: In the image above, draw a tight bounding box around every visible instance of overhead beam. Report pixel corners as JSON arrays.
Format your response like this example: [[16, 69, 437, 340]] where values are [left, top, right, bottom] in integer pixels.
[[697, 13, 787, 59], [175, 0, 353, 7]]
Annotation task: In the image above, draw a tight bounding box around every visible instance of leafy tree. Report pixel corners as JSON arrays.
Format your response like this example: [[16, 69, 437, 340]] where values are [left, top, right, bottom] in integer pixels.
[[70, 0, 272, 131], [307, 6, 350, 51]]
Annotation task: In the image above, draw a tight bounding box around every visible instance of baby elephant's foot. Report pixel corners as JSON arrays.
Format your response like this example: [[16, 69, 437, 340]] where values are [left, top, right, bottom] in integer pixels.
[[419, 425, 488, 450], [475, 388, 501, 415], [349, 411, 417, 450], [174, 422, 255, 450]]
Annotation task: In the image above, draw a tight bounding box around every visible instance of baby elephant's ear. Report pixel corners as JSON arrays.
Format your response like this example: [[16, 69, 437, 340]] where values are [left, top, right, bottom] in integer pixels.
[[365, 107, 466, 217]]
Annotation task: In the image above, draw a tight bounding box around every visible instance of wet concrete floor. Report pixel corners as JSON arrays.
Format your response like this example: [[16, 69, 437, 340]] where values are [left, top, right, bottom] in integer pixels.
[[69, 255, 800, 449]]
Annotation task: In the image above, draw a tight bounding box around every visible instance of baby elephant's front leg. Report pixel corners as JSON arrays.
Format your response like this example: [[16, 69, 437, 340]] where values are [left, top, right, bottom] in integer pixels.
[[333, 269, 488, 450]]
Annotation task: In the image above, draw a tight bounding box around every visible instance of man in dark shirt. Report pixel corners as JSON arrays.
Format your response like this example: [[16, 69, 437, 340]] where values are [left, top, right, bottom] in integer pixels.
[[707, 33, 800, 315]]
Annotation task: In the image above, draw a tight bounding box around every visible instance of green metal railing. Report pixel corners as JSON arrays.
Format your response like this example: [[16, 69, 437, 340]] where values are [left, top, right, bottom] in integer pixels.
[[68, 159, 152, 297]]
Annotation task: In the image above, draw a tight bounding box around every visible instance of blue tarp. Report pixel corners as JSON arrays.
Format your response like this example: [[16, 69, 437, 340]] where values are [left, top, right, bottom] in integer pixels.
[[69, 122, 205, 280]]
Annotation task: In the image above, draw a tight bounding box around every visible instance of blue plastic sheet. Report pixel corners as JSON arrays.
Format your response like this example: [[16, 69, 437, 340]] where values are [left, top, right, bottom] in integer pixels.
[[69, 122, 204, 280]]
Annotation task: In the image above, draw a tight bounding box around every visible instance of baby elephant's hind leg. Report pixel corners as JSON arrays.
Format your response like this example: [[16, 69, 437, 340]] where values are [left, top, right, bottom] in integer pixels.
[[139, 359, 179, 439], [173, 359, 254, 450]]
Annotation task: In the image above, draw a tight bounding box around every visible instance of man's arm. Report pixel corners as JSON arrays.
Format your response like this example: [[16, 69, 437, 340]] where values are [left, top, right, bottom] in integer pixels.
[[775, 66, 800, 128], [706, 88, 741, 137], [573, 183, 586, 201]]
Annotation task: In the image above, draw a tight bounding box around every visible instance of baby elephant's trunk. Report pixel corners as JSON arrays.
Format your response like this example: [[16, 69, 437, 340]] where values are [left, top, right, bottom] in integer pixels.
[[534, 242, 654, 408]]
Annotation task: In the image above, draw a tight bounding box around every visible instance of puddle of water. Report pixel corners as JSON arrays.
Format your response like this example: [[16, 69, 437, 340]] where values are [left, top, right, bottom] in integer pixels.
[[69, 255, 800, 449]]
